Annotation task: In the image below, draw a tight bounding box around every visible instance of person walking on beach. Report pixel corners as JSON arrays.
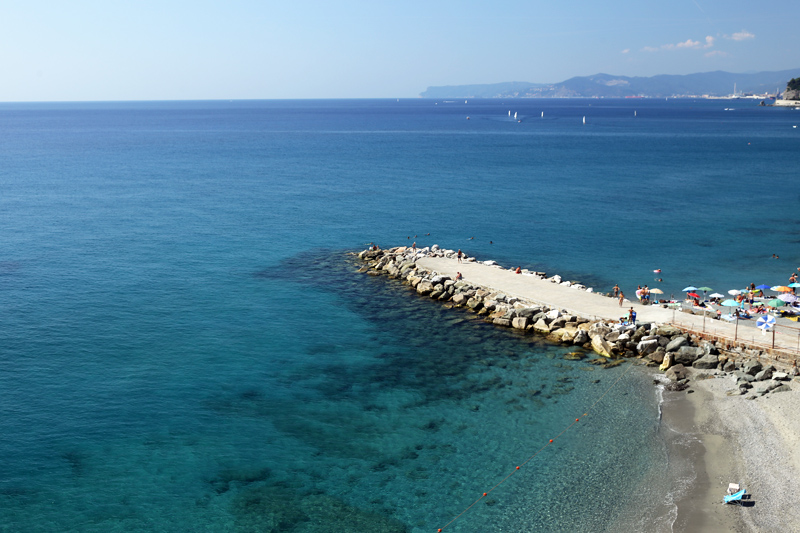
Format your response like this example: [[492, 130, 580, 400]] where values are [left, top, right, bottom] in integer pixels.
[[457, 249, 462, 263], [629, 308, 636, 325], [619, 292, 625, 307], [613, 284, 619, 297]]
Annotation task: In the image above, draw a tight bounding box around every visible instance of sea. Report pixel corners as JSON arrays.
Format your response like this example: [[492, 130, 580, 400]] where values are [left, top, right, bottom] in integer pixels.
[[0, 98, 798, 532]]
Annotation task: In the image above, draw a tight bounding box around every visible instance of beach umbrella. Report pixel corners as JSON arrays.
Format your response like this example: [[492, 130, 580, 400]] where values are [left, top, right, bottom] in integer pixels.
[[778, 293, 798, 303], [757, 315, 776, 330], [771, 286, 792, 292], [697, 286, 713, 292], [683, 286, 698, 292], [728, 289, 741, 296], [687, 292, 700, 298], [767, 298, 786, 308], [756, 284, 771, 290], [709, 293, 725, 298], [721, 299, 740, 307], [789, 282, 800, 288], [650, 288, 664, 294]]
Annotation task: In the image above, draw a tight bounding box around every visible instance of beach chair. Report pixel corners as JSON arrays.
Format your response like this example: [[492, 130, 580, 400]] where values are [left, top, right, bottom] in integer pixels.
[[724, 488, 746, 505]]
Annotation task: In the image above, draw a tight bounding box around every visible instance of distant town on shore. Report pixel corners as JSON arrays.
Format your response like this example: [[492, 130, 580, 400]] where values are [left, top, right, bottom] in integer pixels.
[[421, 69, 800, 100]]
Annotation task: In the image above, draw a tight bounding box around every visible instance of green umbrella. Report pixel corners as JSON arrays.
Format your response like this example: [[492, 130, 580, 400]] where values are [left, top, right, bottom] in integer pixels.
[[697, 286, 713, 291], [767, 298, 786, 308]]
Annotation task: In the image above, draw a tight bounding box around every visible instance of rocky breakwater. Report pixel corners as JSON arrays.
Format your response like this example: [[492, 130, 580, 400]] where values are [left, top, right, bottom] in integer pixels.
[[357, 245, 797, 394]]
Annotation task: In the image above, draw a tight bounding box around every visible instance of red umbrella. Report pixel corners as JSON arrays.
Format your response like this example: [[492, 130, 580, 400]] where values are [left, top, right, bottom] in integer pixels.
[[687, 292, 700, 298]]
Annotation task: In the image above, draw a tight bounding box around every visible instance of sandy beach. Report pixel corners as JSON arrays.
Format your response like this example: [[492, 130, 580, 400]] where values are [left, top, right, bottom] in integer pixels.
[[407, 251, 800, 531]]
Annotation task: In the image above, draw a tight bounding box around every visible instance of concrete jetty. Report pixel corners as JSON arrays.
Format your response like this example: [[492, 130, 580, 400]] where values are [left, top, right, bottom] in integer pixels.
[[358, 244, 800, 392]]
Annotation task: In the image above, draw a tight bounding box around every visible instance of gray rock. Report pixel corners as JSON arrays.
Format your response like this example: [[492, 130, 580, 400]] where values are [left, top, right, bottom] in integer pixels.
[[573, 330, 589, 346], [637, 339, 659, 356], [654, 325, 683, 337], [723, 360, 735, 372], [734, 371, 755, 383], [773, 384, 792, 393], [673, 346, 704, 366], [665, 336, 688, 352], [493, 318, 512, 327], [743, 360, 762, 376], [648, 347, 666, 364], [773, 372, 790, 381], [466, 297, 483, 310], [754, 368, 773, 382], [665, 364, 688, 381], [451, 293, 467, 306], [692, 353, 719, 370], [416, 281, 434, 295], [605, 331, 621, 343]]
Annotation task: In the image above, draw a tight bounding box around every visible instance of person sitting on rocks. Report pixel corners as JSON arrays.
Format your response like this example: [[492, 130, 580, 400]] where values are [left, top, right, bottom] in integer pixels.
[[515, 266, 521, 274], [455, 272, 462, 281]]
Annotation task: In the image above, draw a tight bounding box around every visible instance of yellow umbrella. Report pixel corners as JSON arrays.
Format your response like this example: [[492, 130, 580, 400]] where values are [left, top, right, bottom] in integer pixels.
[[772, 286, 792, 293]]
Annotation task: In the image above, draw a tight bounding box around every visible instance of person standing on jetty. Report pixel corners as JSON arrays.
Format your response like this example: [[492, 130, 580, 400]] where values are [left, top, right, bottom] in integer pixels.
[[613, 284, 619, 297], [457, 249, 462, 263], [629, 307, 637, 325], [412, 242, 416, 254]]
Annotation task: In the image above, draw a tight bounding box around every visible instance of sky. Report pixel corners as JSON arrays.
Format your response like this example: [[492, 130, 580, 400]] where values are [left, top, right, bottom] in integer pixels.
[[0, 0, 797, 101]]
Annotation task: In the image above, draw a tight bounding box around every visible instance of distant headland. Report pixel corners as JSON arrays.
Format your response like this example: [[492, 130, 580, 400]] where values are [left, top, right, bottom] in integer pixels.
[[421, 69, 800, 99]]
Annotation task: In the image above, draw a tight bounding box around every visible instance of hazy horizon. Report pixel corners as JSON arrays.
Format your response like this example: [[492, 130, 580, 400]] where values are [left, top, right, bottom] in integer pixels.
[[2, 1, 798, 102]]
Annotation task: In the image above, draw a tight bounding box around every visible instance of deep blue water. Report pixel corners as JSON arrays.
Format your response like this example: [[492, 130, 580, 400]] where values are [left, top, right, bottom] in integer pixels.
[[0, 98, 797, 531]]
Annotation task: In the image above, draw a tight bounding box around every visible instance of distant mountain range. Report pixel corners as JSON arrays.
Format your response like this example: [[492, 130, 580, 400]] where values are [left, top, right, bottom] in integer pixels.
[[420, 69, 799, 98]]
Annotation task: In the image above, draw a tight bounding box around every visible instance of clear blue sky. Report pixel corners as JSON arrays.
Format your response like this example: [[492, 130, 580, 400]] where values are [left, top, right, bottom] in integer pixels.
[[1, 0, 797, 101]]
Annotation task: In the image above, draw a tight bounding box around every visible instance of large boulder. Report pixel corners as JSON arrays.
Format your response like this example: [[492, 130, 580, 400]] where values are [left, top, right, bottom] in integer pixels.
[[416, 281, 434, 295], [493, 318, 512, 327], [649, 347, 666, 364], [512, 317, 530, 330], [692, 353, 719, 370], [573, 329, 589, 346], [451, 293, 467, 306], [591, 335, 615, 358], [637, 338, 659, 357], [653, 325, 683, 337], [533, 318, 551, 334], [665, 336, 688, 352], [673, 346, 703, 366], [754, 366, 775, 381], [466, 297, 483, 310], [659, 352, 674, 372], [665, 364, 687, 381], [743, 360, 762, 376]]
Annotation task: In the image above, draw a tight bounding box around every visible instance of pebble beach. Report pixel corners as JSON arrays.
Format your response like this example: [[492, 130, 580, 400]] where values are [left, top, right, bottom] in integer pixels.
[[360, 244, 800, 532]]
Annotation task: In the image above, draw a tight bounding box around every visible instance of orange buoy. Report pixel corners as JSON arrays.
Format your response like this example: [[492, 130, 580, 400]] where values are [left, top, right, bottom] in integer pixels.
[[516, 466, 520, 470], [576, 418, 579, 422], [549, 439, 553, 443], [483, 492, 487, 496]]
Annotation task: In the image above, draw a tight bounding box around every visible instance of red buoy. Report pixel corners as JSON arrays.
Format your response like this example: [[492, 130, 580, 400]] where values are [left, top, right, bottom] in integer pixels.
[[516, 466, 520, 470], [483, 493, 487, 496], [549, 439, 553, 443]]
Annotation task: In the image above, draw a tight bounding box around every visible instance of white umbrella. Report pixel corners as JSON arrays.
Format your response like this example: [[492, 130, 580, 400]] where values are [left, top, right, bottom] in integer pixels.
[[709, 293, 725, 298], [778, 293, 798, 303], [728, 289, 742, 296]]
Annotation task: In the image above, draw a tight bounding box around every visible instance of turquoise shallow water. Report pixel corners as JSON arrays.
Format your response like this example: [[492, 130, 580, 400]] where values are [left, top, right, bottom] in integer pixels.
[[0, 98, 797, 531]]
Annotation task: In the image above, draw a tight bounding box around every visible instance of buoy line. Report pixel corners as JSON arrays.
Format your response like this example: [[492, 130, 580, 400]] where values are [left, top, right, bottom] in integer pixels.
[[436, 361, 638, 532]]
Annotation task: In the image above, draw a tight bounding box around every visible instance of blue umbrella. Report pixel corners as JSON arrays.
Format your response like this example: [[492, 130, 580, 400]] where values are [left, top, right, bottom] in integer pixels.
[[757, 315, 776, 330], [756, 284, 771, 290], [683, 286, 698, 292]]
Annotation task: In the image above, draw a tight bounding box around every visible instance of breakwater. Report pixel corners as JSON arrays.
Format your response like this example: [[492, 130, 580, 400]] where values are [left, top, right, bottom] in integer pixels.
[[358, 245, 798, 397]]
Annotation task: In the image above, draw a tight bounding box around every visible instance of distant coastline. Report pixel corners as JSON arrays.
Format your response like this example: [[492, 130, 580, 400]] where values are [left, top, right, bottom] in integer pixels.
[[421, 68, 799, 100]]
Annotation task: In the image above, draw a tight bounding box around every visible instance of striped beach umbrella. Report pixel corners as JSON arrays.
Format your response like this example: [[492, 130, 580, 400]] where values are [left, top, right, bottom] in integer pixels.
[[757, 315, 776, 330]]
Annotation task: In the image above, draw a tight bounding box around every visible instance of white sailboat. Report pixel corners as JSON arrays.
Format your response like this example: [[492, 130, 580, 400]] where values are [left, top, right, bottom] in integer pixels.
[[634, 110, 637, 117], [541, 111, 544, 118], [582, 116, 586, 124], [514, 112, 517, 120], [508, 110, 511, 117]]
